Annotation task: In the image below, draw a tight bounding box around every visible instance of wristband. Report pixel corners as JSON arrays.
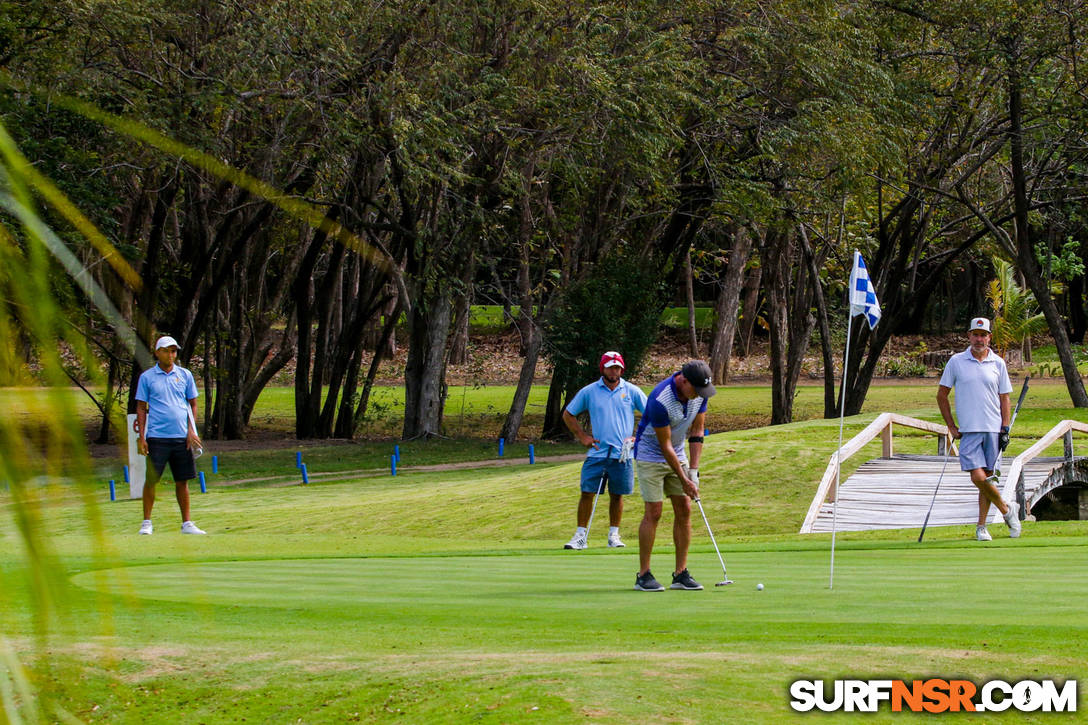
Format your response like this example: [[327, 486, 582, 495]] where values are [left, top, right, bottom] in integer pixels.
[[688, 436, 704, 444]]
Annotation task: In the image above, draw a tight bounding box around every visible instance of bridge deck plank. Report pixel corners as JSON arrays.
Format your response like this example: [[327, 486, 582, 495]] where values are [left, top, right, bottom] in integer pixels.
[[807, 455, 1064, 532]]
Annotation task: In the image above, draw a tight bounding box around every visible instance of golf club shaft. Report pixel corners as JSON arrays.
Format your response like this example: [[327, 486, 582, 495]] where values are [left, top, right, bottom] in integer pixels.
[[917, 444, 951, 542], [993, 376, 1030, 480], [584, 473, 606, 538], [694, 497, 729, 579]]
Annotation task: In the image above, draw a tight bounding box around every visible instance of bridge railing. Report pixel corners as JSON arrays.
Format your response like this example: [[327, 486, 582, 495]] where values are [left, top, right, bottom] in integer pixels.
[[800, 413, 957, 534], [1001, 419, 1088, 510]]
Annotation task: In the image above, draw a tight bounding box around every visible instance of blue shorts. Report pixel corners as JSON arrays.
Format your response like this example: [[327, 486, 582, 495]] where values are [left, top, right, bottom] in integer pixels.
[[580, 456, 634, 495], [959, 432, 1000, 472]]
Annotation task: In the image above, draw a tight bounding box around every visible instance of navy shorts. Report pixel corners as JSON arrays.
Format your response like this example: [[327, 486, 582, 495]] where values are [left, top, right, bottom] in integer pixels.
[[579, 456, 634, 495], [147, 437, 197, 482]]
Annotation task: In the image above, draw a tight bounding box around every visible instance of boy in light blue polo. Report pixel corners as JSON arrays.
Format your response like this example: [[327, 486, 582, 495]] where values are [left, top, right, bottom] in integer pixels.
[[561, 351, 647, 550], [937, 317, 1021, 541], [135, 335, 206, 536]]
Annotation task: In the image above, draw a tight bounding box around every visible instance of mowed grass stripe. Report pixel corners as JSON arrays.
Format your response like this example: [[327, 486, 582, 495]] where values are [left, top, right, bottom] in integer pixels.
[[72, 545, 1088, 629]]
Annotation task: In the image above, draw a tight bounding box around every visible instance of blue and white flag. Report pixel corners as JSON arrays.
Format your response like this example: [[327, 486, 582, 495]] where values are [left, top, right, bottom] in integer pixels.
[[849, 251, 881, 329]]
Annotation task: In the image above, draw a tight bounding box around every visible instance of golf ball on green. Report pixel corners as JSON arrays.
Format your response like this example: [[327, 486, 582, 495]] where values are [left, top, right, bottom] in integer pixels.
[[756, 583, 764, 591]]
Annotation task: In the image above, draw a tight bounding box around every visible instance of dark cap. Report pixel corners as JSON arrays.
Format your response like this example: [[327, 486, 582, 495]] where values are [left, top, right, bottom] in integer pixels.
[[680, 360, 716, 399]]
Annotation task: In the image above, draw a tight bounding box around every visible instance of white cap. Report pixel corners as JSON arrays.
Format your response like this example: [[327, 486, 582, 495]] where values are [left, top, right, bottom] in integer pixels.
[[154, 335, 180, 350], [968, 317, 991, 333]]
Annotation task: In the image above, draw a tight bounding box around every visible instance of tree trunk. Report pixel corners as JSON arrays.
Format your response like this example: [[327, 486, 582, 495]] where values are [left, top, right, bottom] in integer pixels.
[[684, 250, 699, 357], [447, 250, 476, 366], [94, 349, 121, 445], [351, 293, 403, 435], [798, 225, 837, 418], [1068, 274, 1086, 344], [762, 229, 794, 424], [763, 224, 818, 425], [541, 370, 570, 440], [738, 264, 762, 358], [402, 291, 452, 439], [126, 179, 177, 413], [707, 226, 752, 383], [1006, 38, 1088, 406], [500, 331, 543, 442]]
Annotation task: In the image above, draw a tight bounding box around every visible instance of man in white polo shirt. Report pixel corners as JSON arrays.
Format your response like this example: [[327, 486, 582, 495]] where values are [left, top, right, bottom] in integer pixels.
[[937, 317, 1021, 541], [562, 351, 648, 550]]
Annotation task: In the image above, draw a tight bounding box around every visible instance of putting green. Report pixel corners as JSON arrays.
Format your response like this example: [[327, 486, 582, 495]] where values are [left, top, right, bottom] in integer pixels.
[[72, 544, 1088, 628]]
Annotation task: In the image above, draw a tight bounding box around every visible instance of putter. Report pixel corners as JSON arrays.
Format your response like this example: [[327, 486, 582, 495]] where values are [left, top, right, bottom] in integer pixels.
[[694, 497, 733, 586], [584, 472, 606, 542]]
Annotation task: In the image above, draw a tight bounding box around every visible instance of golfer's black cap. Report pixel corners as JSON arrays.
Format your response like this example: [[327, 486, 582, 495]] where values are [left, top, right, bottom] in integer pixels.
[[681, 360, 716, 399]]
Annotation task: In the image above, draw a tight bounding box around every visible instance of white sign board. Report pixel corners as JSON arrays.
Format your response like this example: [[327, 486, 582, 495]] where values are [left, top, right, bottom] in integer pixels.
[[126, 413, 146, 499]]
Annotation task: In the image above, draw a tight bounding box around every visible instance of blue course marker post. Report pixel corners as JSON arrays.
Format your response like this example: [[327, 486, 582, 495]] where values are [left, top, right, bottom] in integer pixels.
[[296, 451, 302, 468], [212, 455, 218, 474], [498, 438, 505, 457], [529, 444, 535, 464], [198, 471, 207, 493], [301, 463, 309, 484], [705, 428, 710, 436], [122, 465, 130, 483], [108, 479, 116, 501], [394, 444, 400, 462], [391, 455, 397, 476]]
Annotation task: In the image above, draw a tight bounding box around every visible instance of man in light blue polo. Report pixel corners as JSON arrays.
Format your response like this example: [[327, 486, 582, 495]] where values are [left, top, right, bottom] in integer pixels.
[[561, 351, 647, 550], [937, 317, 1021, 541], [135, 335, 206, 535]]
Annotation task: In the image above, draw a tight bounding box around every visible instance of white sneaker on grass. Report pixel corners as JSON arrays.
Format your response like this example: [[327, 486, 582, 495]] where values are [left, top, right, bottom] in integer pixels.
[[975, 525, 992, 542], [138, 520, 153, 535], [607, 531, 625, 548], [1003, 500, 1022, 538], [564, 531, 587, 550], [181, 521, 206, 535]]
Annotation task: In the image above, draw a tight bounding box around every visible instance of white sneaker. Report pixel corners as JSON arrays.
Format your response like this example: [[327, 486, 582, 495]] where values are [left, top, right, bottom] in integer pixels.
[[138, 520, 153, 535], [181, 521, 206, 535], [975, 525, 992, 542], [607, 532, 626, 548], [1003, 500, 1022, 538], [564, 532, 587, 550]]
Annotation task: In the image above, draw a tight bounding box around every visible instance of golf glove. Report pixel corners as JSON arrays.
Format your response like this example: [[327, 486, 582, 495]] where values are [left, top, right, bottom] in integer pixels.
[[689, 468, 700, 485], [998, 426, 1010, 451], [619, 436, 635, 463]]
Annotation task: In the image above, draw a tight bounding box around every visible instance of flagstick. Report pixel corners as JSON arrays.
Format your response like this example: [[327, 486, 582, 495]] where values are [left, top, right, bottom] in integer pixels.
[[830, 313, 854, 590]]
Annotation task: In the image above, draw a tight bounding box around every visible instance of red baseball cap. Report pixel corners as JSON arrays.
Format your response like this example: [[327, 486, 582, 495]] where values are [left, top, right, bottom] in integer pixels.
[[600, 351, 625, 372]]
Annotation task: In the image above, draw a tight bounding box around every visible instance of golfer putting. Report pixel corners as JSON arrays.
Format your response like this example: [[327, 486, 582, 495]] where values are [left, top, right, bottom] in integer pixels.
[[562, 351, 647, 550], [134, 335, 206, 536], [936, 317, 1021, 541], [633, 360, 715, 591]]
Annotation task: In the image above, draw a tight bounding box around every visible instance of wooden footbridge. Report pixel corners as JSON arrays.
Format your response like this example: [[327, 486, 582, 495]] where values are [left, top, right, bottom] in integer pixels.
[[801, 414, 1088, 534]]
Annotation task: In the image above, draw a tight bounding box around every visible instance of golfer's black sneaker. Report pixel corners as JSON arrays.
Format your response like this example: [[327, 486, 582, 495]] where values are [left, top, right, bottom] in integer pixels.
[[634, 570, 665, 591], [670, 569, 704, 590]]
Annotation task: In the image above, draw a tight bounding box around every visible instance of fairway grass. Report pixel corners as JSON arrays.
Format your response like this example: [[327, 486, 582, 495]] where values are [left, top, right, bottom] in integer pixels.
[[4, 414, 1088, 722]]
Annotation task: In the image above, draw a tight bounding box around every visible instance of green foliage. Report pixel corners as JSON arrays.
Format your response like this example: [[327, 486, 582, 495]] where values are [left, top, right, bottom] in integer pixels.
[[544, 256, 665, 393], [1035, 237, 1086, 282], [987, 257, 1048, 357], [879, 355, 927, 377]]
